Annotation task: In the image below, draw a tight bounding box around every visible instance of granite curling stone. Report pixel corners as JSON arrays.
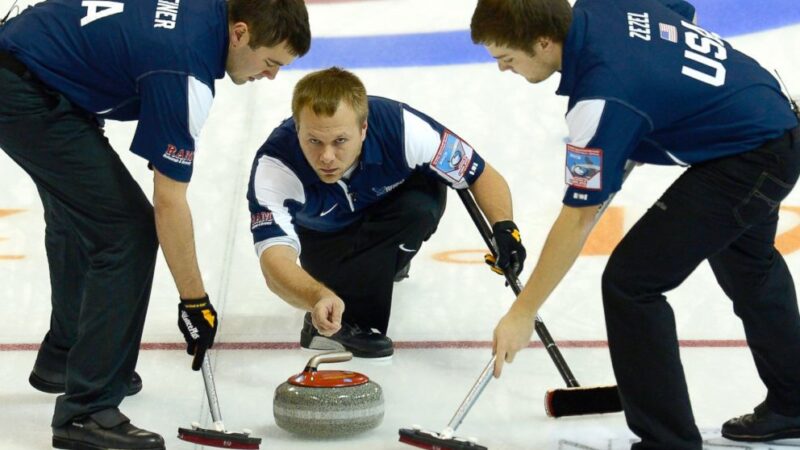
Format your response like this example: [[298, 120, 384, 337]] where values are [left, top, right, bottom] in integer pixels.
[[273, 351, 384, 438]]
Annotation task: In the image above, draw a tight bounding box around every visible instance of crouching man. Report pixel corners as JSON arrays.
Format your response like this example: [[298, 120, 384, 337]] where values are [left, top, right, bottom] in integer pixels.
[[247, 67, 526, 358]]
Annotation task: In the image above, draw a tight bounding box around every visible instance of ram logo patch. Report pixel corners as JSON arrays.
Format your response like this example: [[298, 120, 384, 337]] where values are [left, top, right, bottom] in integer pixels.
[[163, 144, 194, 166], [250, 211, 274, 229]]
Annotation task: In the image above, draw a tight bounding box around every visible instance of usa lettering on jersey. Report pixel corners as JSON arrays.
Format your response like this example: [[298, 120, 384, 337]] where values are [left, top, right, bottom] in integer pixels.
[[627, 12, 727, 87], [680, 20, 727, 87]]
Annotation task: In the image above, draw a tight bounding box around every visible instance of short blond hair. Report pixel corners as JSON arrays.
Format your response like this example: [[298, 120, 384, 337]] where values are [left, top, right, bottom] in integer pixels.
[[292, 67, 368, 126]]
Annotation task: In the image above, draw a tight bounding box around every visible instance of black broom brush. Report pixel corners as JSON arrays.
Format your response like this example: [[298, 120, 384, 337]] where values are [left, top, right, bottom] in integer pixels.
[[456, 182, 626, 418]]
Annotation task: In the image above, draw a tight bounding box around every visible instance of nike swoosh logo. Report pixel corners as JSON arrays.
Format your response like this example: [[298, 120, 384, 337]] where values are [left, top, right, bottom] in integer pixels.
[[320, 204, 338, 217], [399, 244, 416, 253]]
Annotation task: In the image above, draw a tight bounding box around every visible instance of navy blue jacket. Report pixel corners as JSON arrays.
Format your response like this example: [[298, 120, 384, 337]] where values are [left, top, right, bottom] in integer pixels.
[[0, 0, 229, 181], [559, 0, 798, 205]]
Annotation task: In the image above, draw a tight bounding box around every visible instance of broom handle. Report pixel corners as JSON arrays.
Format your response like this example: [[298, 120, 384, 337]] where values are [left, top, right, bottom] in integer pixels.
[[443, 355, 496, 435], [456, 188, 579, 387], [456, 161, 634, 388], [201, 353, 226, 431]]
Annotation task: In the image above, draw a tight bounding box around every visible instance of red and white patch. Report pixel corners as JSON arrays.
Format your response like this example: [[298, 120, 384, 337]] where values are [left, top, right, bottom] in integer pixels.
[[250, 211, 274, 230], [565, 145, 603, 191], [431, 131, 474, 183], [162, 144, 195, 166]]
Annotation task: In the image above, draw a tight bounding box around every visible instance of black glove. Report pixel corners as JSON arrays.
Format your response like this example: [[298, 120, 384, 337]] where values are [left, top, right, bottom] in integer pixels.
[[485, 220, 526, 276], [178, 295, 218, 371]]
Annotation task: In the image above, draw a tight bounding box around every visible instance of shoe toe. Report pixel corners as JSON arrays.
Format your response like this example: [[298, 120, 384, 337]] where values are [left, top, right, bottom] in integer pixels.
[[722, 402, 800, 442], [127, 371, 143, 396]]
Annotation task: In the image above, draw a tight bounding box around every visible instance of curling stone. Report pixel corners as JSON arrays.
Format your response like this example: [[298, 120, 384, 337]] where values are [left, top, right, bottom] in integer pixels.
[[273, 351, 384, 438]]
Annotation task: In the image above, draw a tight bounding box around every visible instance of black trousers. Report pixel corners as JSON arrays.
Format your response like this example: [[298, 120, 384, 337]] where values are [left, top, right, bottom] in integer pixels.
[[297, 172, 447, 334], [602, 126, 800, 450], [0, 52, 158, 426]]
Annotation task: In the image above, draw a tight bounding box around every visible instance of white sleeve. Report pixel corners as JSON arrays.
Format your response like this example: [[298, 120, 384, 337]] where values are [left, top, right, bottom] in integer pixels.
[[252, 155, 305, 257], [187, 76, 213, 140], [565, 99, 606, 147], [402, 109, 442, 169], [402, 109, 478, 189]]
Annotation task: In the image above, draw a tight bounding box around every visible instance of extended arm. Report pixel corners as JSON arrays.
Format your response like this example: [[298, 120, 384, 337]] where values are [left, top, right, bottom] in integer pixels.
[[153, 168, 205, 298], [492, 203, 599, 376], [133, 73, 219, 370], [469, 162, 513, 225], [153, 168, 218, 370], [468, 161, 528, 275], [259, 245, 344, 335]]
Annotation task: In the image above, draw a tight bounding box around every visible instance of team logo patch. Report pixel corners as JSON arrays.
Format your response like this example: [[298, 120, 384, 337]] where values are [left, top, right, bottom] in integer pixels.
[[659, 23, 678, 43], [250, 211, 274, 230], [565, 145, 602, 191], [163, 144, 194, 166], [431, 131, 474, 182]]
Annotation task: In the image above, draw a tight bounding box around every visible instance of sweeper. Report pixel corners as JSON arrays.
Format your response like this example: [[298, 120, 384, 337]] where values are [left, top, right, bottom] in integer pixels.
[[399, 186, 629, 450], [470, 0, 800, 448]]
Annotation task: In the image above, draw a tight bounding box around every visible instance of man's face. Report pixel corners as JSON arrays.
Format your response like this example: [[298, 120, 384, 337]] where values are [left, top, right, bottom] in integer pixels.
[[297, 102, 367, 184], [485, 40, 562, 84], [225, 23, 296, 85]]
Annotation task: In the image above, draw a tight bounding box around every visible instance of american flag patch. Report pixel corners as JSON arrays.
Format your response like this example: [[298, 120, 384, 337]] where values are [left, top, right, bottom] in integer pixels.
[[659, 23, 678, 43]]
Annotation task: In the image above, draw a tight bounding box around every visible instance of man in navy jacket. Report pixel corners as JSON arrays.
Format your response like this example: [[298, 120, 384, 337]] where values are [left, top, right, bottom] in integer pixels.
[[470, 0, 800, 448], [0, 0, 309, 447], [248, 67, 526, 359]]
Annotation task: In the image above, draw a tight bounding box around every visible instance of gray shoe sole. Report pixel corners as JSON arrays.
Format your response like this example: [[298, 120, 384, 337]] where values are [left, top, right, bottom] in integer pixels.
[[302, 336, 394, 360]]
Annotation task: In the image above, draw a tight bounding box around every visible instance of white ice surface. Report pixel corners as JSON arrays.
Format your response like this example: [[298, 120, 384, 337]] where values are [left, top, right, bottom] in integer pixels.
[[1, 0, 799, 449]]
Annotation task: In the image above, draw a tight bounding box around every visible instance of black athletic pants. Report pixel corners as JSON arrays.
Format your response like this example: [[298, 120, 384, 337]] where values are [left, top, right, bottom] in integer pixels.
[[602, 126, 800, 450], [0, 51, 158, 427], [297, 172, 447, 334]]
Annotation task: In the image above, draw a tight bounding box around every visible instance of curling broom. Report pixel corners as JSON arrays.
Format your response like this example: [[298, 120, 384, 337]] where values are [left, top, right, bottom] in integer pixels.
[[398, 161, 636, 449], [178, 354, 262, 449], [399, 356, 496, 449], [455, 161, 636, 417]]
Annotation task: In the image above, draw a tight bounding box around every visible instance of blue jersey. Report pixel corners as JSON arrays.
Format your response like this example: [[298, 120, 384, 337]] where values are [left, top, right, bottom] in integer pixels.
[[247, 96, 486, 256], [0, 0, 229, 182], [558, 0, 799, 206]]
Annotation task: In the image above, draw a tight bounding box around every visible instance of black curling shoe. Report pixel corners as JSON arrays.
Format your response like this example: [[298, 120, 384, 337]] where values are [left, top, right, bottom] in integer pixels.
[[722, 401, 800, 442], [29, 367, 143, 396], [52, 409, 164, 450], [300, 312, 394, 358]]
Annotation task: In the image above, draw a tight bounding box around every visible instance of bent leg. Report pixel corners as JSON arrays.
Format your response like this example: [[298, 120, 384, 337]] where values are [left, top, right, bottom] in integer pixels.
[[0, 67, 157, 426], [603, 167, 747, 450], [710, 220, 800, 416], [708, 129, 800, 416], [300, 173, 446, 334]]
